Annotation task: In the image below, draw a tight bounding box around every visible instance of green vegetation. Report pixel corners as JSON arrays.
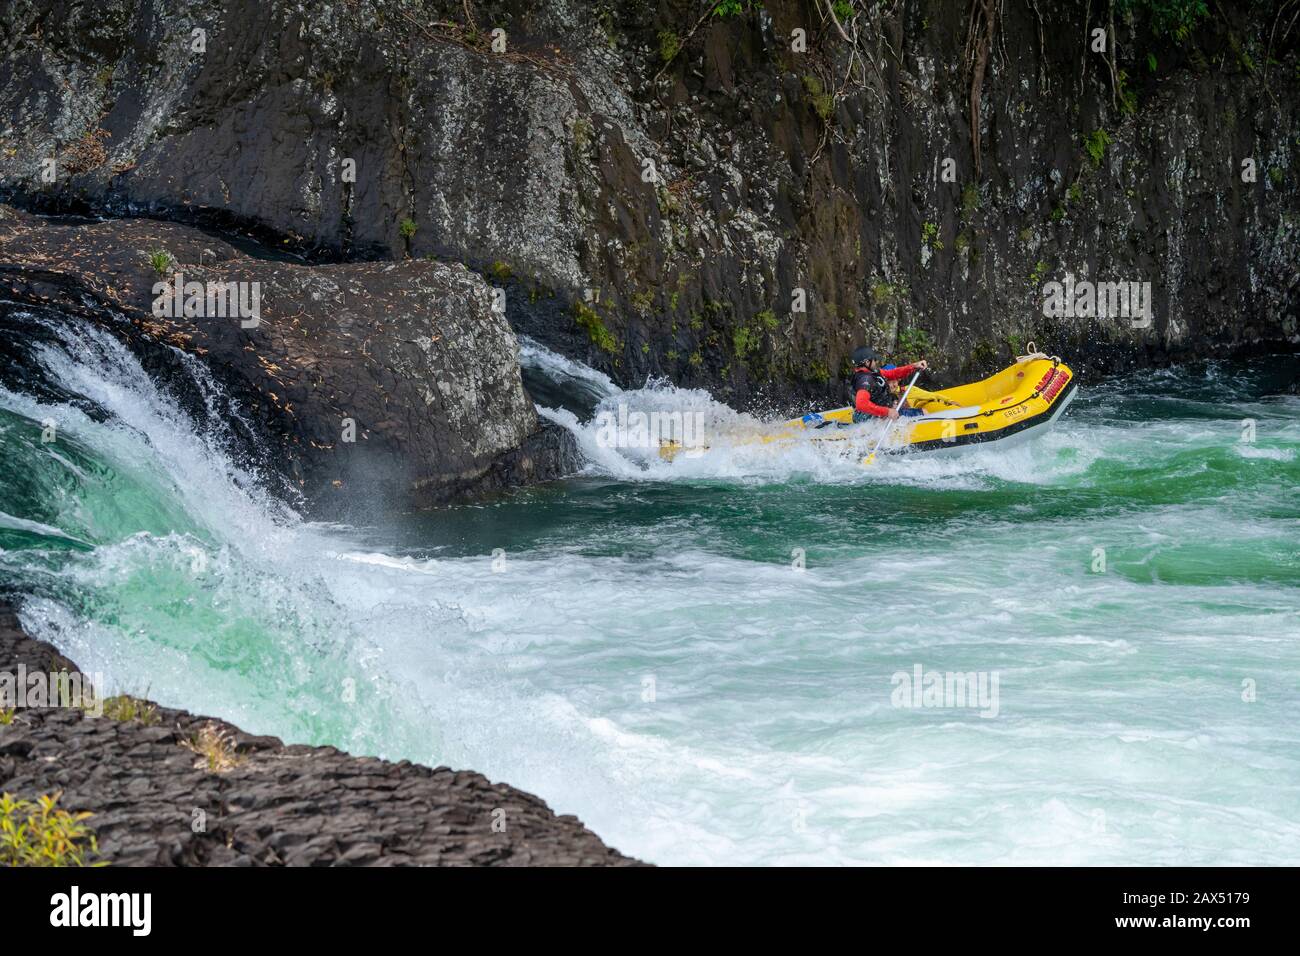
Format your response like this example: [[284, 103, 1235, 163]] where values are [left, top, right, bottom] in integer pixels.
[[755, 309, 778, 330], [712, 0, 753, 17], [832, 1, 854, 19], [689, 350, 703, 367], [629, 289, 654, 312], [0, 792, 101, 867], [146, 248, 174, 276], [100, 695, 159, 726], [574, 300, 618, 353], [809, 359, 831, 383], [801, 75, 835, 122], [1117, 0, 1209, 43], [658, 30, 681, 64], [921, 221, 943, 251], [895, 327, 935, 362], [1116, 70, 1138, 115], [486, 260, 512, 281], [0, 707, 15, 725], [1007, 333, 1025, 357], [1268, 167, 1283, 187], [1029, 260, 1050, 285], [871, 282, 899, 305], [733, 326, 760, 358], [1068, 181, 1083, 204], [398, 218, 417, 239], [1084, 129, 1112, 167], [961, 184, 980, 219]]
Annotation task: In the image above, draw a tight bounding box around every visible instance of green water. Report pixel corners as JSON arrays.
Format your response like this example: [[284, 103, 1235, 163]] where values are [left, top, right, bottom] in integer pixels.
[[2, 309, 1298, 864]]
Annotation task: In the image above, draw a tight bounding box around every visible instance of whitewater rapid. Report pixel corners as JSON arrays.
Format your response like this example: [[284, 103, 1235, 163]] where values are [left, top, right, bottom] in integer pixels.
[[3, 310, 1299, 865]]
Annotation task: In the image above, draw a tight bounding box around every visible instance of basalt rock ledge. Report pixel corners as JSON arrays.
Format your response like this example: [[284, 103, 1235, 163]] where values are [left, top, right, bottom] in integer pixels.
[[0, 206, 579, 516], [0, 604, 640, 866]]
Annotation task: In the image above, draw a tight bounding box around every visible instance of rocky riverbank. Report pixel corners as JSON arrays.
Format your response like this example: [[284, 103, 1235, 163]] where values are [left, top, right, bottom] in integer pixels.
[[0, 604, 640, 866]]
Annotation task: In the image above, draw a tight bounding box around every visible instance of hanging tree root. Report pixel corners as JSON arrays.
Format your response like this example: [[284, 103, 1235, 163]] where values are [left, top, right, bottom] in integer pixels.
[[964, 0, 998, 179]]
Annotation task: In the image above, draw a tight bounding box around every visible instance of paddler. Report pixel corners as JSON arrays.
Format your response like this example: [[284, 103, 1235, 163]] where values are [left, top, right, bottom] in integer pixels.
[[849, 347, 928, 422]]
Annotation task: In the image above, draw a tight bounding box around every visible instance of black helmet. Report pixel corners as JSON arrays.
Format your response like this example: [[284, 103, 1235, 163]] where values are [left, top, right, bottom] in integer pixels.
[[852, 346, 883, 366]]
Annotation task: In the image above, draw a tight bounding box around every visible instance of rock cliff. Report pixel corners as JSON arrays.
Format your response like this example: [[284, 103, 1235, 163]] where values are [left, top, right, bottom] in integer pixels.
[[1, 0, 1296, 411]]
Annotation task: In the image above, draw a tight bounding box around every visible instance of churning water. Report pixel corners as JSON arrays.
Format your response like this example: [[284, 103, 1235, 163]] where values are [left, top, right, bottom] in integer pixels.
[[2, 305, 1298, 865]]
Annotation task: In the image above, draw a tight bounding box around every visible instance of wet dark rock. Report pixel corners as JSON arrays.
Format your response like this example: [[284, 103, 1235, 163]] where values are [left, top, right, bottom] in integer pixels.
[[0, 604, 642, 866], [0, 208, 578, 515]]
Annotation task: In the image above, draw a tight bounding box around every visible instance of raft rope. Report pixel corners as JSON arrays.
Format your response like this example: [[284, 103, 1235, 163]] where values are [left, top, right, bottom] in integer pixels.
[[1016, 341, 1062, 365]]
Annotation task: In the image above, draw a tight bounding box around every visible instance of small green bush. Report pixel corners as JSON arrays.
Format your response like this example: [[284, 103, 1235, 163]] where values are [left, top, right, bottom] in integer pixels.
[[1084, 129, 1112, 167], [574, 301, 618, 353], [712, 0, 750, 17], [0, 792, 102, 867], [146, 248, 174, 276], [733, 326, 759, 357], [922, 221, 943, 250]]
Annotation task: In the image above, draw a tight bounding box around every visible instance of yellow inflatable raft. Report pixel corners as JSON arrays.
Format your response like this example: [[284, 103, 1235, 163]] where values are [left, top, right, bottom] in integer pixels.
[[659, 353, 1076, 462]]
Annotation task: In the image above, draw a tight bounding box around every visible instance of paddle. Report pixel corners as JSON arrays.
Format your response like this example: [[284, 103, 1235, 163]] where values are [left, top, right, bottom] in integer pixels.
[[863, 371, 921, 465]]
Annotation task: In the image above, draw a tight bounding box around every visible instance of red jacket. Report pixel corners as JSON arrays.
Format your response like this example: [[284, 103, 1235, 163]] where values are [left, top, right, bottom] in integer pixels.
[[854, 364, 920, 417]]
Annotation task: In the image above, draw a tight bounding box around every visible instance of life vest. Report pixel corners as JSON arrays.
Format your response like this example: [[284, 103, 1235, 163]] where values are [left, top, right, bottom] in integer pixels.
[[851, 367, 891, 408]]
